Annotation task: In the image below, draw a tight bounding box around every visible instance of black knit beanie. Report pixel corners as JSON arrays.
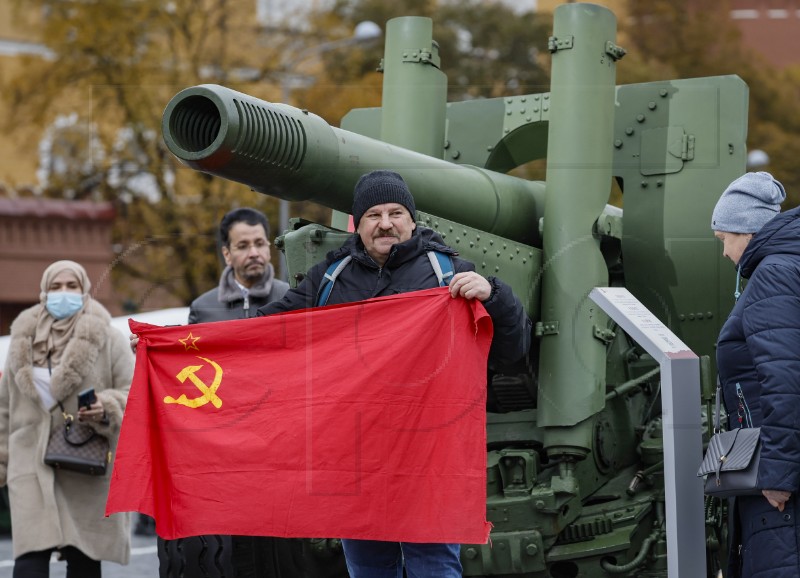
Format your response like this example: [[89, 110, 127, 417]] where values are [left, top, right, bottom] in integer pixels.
[[351, 170, 416, 227]]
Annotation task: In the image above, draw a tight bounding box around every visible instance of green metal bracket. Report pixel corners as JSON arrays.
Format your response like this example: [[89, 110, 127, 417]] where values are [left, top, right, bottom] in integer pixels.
[[605, 41, 626, 61], [497, 450, 539, 497], [535, 321, 560, 337], [681, 133, 696, 161], [462, 530, 546, 575], [593, 325, 616, 344], [640, 126, 696, 176], [401, 47, 440, 67], [548, 35, 574, 53], [502, 93, 550, 137], [279, 222, 353, 288]]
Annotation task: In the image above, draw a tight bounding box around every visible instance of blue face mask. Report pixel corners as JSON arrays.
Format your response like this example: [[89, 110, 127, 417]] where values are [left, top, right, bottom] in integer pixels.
[[46, 292, 84, 320]]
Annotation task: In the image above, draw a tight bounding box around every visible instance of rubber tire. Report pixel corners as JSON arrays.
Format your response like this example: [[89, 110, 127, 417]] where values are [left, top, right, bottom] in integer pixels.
[[158, 535, 234, 578], [158, 535, 342, 578]]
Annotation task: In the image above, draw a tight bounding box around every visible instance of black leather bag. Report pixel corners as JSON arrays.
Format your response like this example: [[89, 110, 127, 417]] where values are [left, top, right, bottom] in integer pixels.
[[697, 384, 761, 498], [44, 404, 110, 476]]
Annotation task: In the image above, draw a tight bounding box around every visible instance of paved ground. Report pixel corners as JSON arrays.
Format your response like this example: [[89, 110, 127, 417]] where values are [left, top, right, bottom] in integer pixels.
[[0, 522, 159, 577]]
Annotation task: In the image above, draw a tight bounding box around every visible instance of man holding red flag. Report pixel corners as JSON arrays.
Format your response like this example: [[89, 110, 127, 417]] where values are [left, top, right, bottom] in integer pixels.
[[258, 170, 531, 578]]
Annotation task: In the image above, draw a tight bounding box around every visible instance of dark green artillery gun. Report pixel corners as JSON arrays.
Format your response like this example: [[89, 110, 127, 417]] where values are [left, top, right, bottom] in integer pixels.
[[161, 3, 744, 576]]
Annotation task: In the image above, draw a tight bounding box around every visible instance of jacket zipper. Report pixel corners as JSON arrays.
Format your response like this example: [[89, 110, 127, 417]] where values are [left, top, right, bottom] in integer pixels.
[[735, 383, 753, 428]]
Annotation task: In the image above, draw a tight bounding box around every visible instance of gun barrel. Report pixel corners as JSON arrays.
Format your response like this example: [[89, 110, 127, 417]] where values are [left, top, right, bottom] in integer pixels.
[[162, 84, 544, 246]]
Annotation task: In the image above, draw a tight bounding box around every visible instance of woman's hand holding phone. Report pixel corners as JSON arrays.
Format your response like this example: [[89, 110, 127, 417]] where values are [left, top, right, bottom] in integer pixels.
[[77, 388, 106, 423]]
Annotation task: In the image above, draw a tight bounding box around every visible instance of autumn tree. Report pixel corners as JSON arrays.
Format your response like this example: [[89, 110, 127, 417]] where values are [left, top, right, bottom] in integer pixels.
[[1, 0, 555, 309], [319, 0, 551, 104], [622, 0, 800, 206], [2, 0, 363, 309], [301, 0, 551, 184], [6, 0, 797, 311]]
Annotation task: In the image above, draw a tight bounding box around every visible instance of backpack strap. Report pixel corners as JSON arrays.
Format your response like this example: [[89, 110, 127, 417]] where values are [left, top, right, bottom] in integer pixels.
[[315, 250, 453, 307], [315, 256, 353, 307], [427, 250, 455, 287]]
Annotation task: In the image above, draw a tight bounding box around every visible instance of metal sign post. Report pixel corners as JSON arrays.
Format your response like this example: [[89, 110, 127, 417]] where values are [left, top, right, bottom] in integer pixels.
[[590, 287, 706, 578]]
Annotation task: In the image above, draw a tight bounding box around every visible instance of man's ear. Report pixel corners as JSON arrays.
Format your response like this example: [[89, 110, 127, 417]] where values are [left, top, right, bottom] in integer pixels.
[[221, 246, 232, 266]]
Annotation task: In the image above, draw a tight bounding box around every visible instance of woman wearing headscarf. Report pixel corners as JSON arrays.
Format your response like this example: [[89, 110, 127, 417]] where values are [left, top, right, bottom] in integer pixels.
[[0, 260, 134, 577], [711, 172, 800, 578]]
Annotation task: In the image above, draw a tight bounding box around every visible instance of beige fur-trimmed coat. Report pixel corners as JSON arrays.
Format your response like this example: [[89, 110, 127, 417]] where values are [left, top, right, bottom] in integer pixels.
[[0, 303, 134, 563]]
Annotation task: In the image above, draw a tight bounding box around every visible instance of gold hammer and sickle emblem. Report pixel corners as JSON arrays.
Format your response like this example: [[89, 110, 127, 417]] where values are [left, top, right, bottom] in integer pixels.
[[164, 356, 224, 409]]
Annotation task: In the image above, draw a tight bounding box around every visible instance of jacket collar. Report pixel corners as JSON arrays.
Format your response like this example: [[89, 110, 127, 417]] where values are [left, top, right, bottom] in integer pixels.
[[739, 204, 800, 278], [333, 227, 458, 269], [217, 264, 276, 303], [8, 304, 110, 404]]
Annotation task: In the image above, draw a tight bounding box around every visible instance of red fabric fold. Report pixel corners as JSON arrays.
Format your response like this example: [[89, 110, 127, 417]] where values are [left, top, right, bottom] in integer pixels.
[[106, 287, 492, 544]]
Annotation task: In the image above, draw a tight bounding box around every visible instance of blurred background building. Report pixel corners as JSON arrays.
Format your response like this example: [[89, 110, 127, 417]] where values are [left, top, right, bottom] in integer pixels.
[[0, 198, 116, 333], [538, 0, 800, 70]]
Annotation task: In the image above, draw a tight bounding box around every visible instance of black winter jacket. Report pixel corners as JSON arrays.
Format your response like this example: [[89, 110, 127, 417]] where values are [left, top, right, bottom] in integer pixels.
[[258, 227, 531, 366], [716, 204, 800, 578]]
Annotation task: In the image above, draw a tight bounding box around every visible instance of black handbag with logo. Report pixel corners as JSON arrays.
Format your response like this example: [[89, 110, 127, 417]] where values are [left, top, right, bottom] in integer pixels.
[[44, 401, 111, 476], [697, 383, 761, 498]]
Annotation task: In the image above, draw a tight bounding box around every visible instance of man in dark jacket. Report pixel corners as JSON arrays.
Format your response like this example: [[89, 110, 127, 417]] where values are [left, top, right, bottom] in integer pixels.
[[259, 170, 531, 578], [189, 207, 289, 323]]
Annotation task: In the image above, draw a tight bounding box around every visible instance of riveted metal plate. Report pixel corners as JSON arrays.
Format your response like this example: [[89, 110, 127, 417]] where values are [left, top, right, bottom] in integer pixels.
[[502, 92, 551, 137], [548, 35, 574, 53], [417, 211, 541, 320]]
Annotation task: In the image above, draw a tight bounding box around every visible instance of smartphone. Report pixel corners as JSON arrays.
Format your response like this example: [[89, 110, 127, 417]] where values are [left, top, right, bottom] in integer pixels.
[[77, 387, 97, 410]]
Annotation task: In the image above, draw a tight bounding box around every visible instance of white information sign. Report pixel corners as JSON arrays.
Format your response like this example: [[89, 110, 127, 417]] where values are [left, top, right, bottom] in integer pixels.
[[591, 287, 691, 357], [589, 286, 705, 578]]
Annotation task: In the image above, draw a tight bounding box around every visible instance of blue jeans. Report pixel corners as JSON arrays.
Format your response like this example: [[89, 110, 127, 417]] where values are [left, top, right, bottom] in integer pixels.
[[341, 539, 462, 578]]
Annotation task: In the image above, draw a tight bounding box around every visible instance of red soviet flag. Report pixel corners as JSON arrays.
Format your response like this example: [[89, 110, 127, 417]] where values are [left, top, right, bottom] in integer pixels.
[[106, 287, 493, 544]]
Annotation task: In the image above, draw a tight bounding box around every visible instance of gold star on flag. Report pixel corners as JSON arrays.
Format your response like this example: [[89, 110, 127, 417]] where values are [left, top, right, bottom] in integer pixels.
[[179, 332, 200, 351]]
